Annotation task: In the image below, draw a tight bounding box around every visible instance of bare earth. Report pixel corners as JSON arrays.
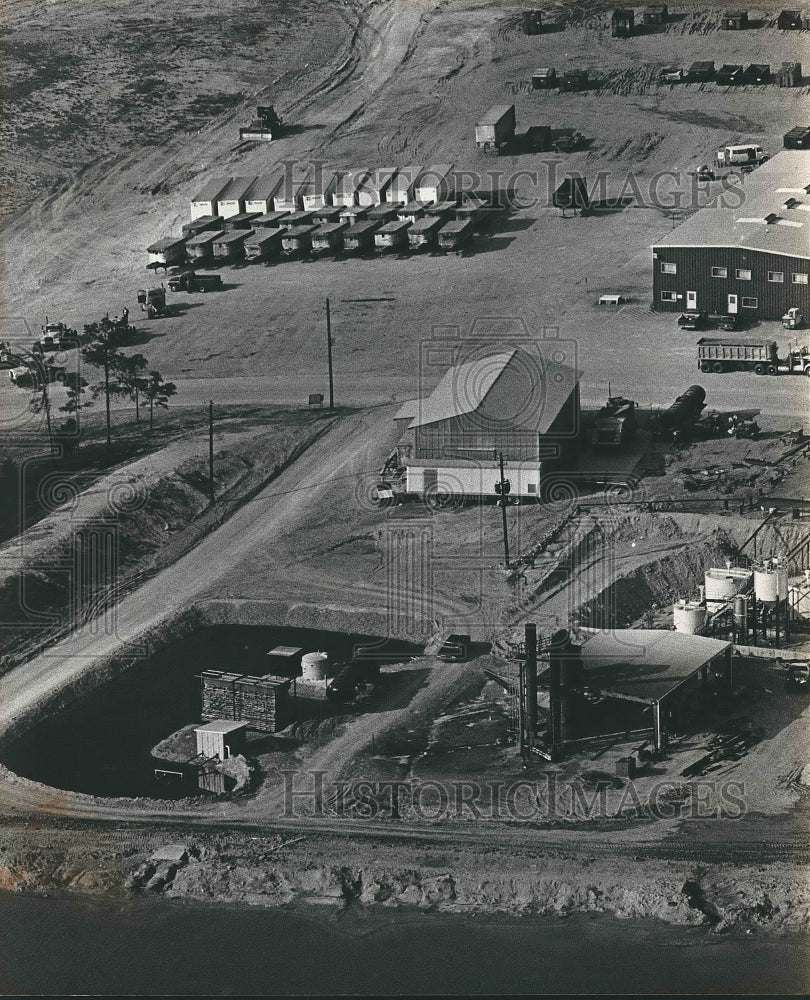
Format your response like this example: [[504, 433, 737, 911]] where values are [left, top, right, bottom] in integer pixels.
[[0, 0, 809, 941]]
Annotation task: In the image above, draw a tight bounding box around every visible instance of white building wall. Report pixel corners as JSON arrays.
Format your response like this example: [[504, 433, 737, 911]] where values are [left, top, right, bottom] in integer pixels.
[[406, 462, 540, 498], [190, 200, 217, 220]]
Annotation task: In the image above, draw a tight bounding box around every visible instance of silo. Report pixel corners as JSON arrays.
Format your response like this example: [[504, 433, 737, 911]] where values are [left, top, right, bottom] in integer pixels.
[[704, 566, 751, 607], [673, 599, 707, 634], [754, 562, 788, 603], [301, 651, 329, 682]]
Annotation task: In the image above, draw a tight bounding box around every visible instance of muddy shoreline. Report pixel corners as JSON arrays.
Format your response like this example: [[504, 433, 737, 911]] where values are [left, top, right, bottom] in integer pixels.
[[0, 818, 807, 937]]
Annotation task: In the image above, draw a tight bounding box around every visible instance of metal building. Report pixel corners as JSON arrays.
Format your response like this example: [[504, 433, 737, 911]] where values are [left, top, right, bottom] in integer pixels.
[[195, 720, 247, 761], [244, 173, 286, 216], [399, 345, 580, 502], [652, 150, 810, 319]]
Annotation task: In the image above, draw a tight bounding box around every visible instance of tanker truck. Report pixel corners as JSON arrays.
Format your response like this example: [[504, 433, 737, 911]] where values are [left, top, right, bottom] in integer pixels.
[[697, 338, 810, 375]]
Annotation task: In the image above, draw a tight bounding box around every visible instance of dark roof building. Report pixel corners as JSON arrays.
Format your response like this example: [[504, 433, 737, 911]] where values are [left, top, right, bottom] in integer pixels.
[[652, 150, 810, 319]]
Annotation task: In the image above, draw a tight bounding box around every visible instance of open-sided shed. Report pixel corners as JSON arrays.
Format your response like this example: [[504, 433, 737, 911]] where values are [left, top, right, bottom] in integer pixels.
[[687, 60, 715, 81], [721, 8, 749, 28], [777, 9, 803, 29]]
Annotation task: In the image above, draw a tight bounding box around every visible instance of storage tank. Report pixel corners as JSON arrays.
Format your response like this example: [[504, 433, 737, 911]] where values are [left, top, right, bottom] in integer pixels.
[[788, 570, 810, 619], [754, 561, 789, 603], [301, 651, 329, 682], [673, 599, 707, 634], [704, 566, 751, 605], [734, 594, 748, 635]]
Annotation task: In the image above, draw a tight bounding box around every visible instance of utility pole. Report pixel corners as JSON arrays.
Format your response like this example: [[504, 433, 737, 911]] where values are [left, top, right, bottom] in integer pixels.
[[326, 297, 334, 410], [208, 400, 215, 504], [495, 451, 511, 568]]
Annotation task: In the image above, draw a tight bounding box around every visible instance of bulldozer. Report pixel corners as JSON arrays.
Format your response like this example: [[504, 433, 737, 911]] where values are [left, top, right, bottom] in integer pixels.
[[591, 396, 637, 446]]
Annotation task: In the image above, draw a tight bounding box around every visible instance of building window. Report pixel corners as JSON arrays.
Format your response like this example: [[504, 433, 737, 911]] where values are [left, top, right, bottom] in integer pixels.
[[660, 290, 678, 301], [792, 272, 809, 285], [527, 483, 537, 494], [660, 262, 677, 274], [711, 266, 728, 278], [768, 271, 784, 283], [735, 268, 752, 280], [742, 296, 758, 308]]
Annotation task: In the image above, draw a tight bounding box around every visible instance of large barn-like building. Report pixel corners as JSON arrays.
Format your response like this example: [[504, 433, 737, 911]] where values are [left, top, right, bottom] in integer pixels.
[[395, 345, 580, 501], [652, 150, 810, 320]]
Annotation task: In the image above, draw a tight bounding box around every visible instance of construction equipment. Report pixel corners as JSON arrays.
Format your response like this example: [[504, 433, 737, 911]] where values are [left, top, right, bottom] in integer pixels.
[[782, 307, 805, 330], [654, 385, 706, 439], [728, 414, 760, 439], [137, 286, 172, 319], [697, 338, 810, 375], [591, 396, 637, 446], [239, 106, 284, 142], [36, 320, 78, 351]]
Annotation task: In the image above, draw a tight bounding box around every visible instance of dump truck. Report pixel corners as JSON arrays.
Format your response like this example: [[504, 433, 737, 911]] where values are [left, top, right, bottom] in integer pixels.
[[475, 104, 516, 153], [697, 338, 810, 375], [591, 396, 637, 446], [167, 271, 223, 293]]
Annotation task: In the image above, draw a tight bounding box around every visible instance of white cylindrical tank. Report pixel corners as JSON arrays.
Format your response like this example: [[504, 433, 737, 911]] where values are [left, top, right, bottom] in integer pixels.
[[704, 567, 750, 603], [673, 600, 707, 635], [301, 651, 329, 681], [754, 565, 788, 603]]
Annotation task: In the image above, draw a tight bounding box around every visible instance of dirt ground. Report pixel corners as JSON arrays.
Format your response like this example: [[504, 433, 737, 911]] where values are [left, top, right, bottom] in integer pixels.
[[0, 0, 809, 932]]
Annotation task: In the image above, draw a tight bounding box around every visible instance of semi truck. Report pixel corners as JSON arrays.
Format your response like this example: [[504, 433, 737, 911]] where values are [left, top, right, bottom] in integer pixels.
[[475, 104, 516, 153], [697, 338, 810, 375]]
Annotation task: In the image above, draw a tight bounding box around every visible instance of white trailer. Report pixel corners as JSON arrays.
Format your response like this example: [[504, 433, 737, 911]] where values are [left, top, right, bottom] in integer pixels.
[[216, 176, 256, 219], [332, 168, 372, 208], [244, 173, 285, 215], [190, 177, 230, 220], [415, 163, 456, 204], [357, 167, 398, 207], [385, 165, 425, 205], [475, 105, 516, 153]]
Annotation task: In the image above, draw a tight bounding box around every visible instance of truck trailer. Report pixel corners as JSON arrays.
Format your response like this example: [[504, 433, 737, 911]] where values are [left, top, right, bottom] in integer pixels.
[[475, 104, 516, 153], [697, 338, 810, 375]]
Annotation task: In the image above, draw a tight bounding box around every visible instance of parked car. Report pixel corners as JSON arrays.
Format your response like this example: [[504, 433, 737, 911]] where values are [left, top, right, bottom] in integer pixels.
[[709, 312, 740, 331], [438, 634, 471, 662], [168, 271, 223, 293], [678, 310, 709, 330]]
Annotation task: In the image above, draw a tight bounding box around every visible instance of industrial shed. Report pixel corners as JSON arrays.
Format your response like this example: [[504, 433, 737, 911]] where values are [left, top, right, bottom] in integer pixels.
[[562, 630, 732, 752], [716, 63, 744, 85], [190, 177, 230, 220], [385, 165, 425, 205], [399, 345, 580, 501], [744, 63, 771, 84], [195, 720, 247, 761], [784, 126, 810, 149], [652, 149, 810, 320], [216, 176, 256, 219], [558, 69, 589, 92]]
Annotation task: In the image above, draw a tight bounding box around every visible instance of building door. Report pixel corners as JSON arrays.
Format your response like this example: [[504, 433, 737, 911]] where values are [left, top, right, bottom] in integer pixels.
[[727, 293, 738, 314], [686, 290, 697, 310]]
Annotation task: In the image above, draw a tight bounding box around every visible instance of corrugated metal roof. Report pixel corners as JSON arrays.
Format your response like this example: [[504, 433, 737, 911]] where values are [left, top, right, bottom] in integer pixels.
[[186, 230, 225, 246], [578, 629, 732, 703], [378, 219, 411, 232], [244, 228, 283, 244], [408, 215, 443, 233], [191, 177, 231, 202], [214, 229, 252, 244], [654, 150, 810, 260], [407, 346, 578, 432], [390, 165, 424, 194], [195, 719, 247, 734]]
